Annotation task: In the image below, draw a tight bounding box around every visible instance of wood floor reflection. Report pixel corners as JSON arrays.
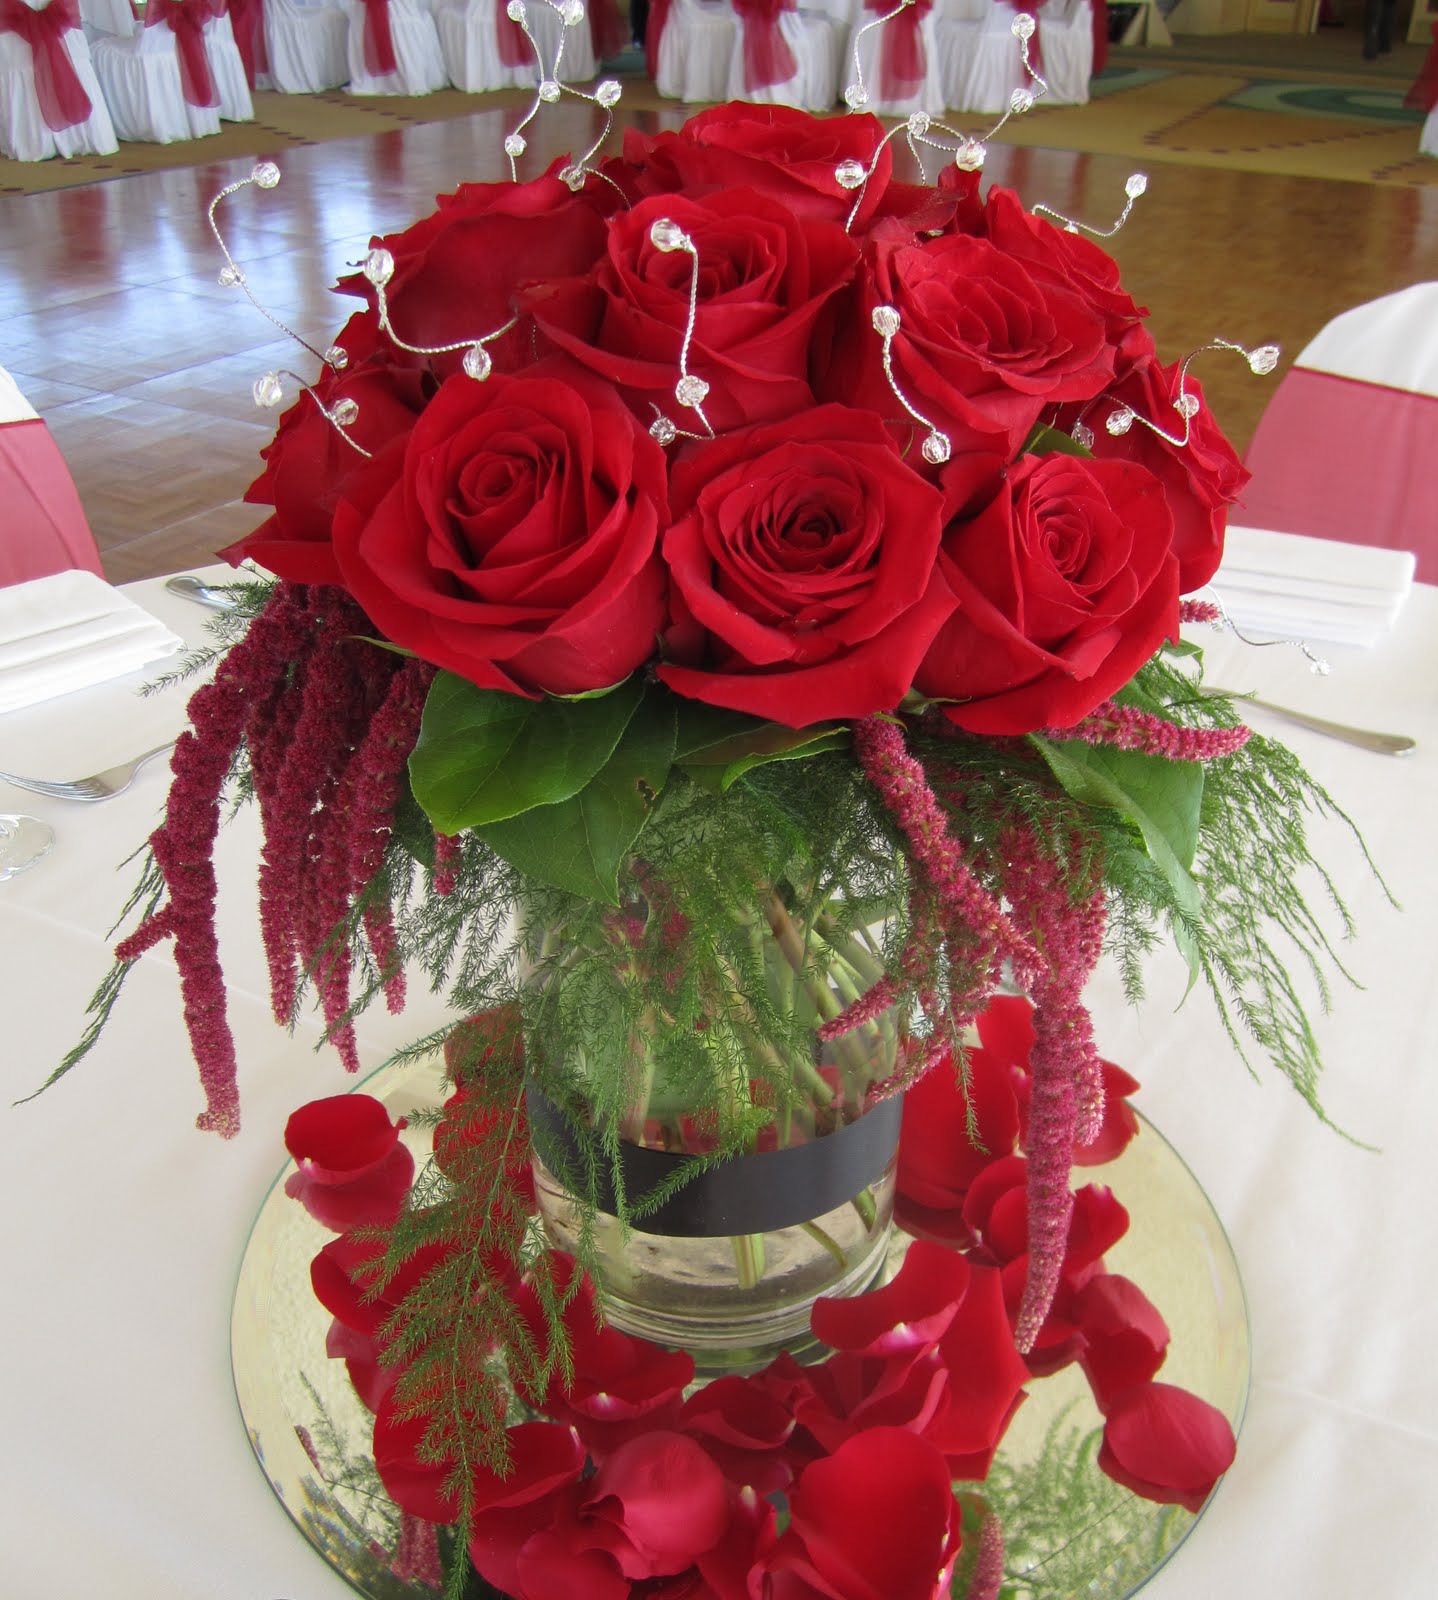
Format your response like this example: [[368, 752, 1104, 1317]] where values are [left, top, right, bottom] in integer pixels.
[[2, 101, 1436, 583]]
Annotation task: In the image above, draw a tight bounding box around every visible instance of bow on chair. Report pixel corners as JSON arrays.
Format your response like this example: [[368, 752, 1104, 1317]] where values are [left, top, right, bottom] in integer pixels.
[[732, 0, 796, 92], [860, 0, 934, 102], [496, 0, 527, 70], [0, 0, 94, 132], [146, 0, 222, 108], [357, 0, 399, 75], [226, 0, 269, 87]]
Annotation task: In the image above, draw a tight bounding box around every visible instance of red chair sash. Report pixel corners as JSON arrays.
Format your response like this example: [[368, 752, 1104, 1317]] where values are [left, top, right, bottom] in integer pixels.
[[1405, 22, 1438, 114], [357, 0, 399, 75], [732, 0, 796, 92], [644, 0, 670, 81], [146, 0, 221, 108], [861, 0, 931, 101], [495, 0, 527, 67], [226, 0, 268, 85], [1091, 0, 1107, 77], [0, 0, 94, 133], [587, 0, 625, 59]]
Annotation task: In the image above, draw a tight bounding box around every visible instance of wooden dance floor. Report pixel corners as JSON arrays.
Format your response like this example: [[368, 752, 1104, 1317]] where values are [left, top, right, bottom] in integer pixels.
[[1, 100, 1437, 584]]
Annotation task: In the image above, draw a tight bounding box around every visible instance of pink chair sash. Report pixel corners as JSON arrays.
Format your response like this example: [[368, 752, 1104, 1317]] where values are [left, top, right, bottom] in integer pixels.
[[861, 0, 931, 101], [0, 0, 94, 133], [0, 418, 106, 586], [1405, 22, 1438, 113], [732, 0, 795, 92], [496, 0, 527, 68], [226, 0, 268, 85], [357, 0, 399, 75], [644, 0, 670, 81], [588, 0, 624, 58], [146, 0, 221, 108]]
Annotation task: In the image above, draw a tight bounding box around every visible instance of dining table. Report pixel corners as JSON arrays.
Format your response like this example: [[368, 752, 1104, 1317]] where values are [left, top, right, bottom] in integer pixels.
[[2, 558, 1436, 1599]]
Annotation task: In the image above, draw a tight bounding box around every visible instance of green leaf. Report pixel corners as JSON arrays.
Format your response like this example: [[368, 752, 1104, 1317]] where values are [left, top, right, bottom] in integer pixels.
[[1030, 736, 1204, 922], [475, 692, 677, 903], [672, 700, 770, 761], [720, 730, 849, 790], [1020, 422, 1094, 460], [680, 719, 849, 788], [410, 672, 645, 834]]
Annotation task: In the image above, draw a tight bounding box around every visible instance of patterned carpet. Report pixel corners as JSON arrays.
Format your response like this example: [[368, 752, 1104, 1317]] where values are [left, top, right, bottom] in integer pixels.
[[2, 38, 1435, 196]]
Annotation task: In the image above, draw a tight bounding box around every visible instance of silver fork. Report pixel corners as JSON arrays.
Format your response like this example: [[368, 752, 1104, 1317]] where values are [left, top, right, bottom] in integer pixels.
[[0, 740, 177, 802]]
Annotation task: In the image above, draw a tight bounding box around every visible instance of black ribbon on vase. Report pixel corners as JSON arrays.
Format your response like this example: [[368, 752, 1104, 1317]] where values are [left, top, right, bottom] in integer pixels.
[[525, 1086, 904, 1238]]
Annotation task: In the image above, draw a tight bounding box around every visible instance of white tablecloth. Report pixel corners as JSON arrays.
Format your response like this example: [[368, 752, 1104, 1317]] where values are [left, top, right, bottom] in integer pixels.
[[2, 565, 1437, 1599]]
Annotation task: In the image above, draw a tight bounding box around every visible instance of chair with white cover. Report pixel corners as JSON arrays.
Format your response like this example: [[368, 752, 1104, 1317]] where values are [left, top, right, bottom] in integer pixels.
[[203, 1, 256, 117], [726, 0, 840, 112], [434, 0, 535, 91], [91, 0, 222, 142], [263, 0, 348, 91], [340, 0, 446, 93], [844, 0, 943, 117], [0, 0, 118, 161], [77, 0, 135, 40], [937, 0, 1023, 115], [1033, 0, 1090, 105], [652, 0, 735, 102], [523, 0, 595, 82]]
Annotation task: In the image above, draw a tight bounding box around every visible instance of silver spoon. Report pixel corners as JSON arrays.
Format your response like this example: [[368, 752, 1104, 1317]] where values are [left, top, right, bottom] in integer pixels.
[[165, 574, 239, 611], [1205, 689, 1416, 757]]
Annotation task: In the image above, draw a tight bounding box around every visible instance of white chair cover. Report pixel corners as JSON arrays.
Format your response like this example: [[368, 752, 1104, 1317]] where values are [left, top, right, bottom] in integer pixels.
[[434, 0, 533, 91], [91, 16, 222, 142], [524, 0, 595, 81], [844, 3, 944, 117], [654, 0, 735, 102], [1035, 0, 1089, 105], [1422, 109, 1438, 158], [340, 0, 446, 94], [0, 18, 118, 161], [78, 0, 134, 36], [263, 0, 348, 92], [204, 9, 255, 117], [725, 7, 841, 112], [937, 1, 1020, 115]]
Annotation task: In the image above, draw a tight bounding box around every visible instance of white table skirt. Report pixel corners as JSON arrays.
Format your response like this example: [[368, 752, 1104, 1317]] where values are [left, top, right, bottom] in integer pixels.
[[2, 565, 1436, 1599]]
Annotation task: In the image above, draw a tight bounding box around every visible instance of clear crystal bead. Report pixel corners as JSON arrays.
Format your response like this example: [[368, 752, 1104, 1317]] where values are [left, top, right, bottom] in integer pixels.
[[504, 132, 527, 158], [539, 78, 561, 102], [362, 247, 394, 286], [251, 161, 281, 190], [834, 159, 867, 191], [326, 345, 349, 370], [921, 431, 951, 466], [253, 372, 284, 409], [561, 0, 584, 22], [1311, 657, 1331, 677], [1011, 12, 1035, 38], [331, 398, 360, 427], [954, 139, 986, 172], [906, 112, 930, 136], [675, 375, 710, 408], [506, 0, 525, 18], [650, 415, 677, 446], [596, 78, 622, 107], [1010, 88, 1034, 114], [1174, 392, 1200, 420], [1125, 172, 1148, 199], [1105, 407, 1135, 437], [560, 164, 586, 192], [1071, 421, 1095, 450], [217, 265, 243, 288], [843, 84, 868, 110], [649, 218, 687, 252], [463, 344, 493, 382], [1247, 343, 1280, 376], [870, 305, 901, 339]]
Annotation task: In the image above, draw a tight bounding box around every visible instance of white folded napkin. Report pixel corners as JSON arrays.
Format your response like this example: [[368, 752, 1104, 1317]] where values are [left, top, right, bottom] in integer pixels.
[[0, 364, 39, 425], [1209, 525, 1416, 649], [0, 569, 185, 715]]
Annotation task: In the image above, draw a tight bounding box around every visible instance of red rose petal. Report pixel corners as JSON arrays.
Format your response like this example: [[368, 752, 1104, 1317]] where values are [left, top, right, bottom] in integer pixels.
[[811, 1238, 971, 1356], [1098, 1381, 1236, 1514], [1075, 1272, 1171, 1411], [588, 1431, 730, 1575], [284, 1094, 405, 1183]]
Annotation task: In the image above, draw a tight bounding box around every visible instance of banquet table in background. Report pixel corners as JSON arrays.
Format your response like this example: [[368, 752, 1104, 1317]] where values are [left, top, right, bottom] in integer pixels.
[[0, 363, 104, 585], [2, 561, 1436, 1599], [1241, 282, 1438, 586]]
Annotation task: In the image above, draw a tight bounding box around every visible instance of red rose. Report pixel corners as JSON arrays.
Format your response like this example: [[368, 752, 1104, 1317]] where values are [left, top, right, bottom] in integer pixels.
[[623, 103, 898, 230], [762, 1427, 964, 1600], [1097, 1381, 1236, 1512], [527, 188, 859, 434], [282, 1092, 414, 1231], [229, 313, 428, 585], [916, 453, 1180, 735], [658, 406, 955, 725], [1067, 346, 1250, 591], [335, 167, 615, 383], [823, 228, 1113, 457], [331, 366, 669, 697]]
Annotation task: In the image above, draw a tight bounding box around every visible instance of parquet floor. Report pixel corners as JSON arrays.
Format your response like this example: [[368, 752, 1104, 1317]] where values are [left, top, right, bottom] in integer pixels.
[[2, 99, 1437, 584]]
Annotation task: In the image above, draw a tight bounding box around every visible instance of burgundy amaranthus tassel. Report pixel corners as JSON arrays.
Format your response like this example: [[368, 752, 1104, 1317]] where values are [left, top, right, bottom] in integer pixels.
[[391, 1512, 442, 1587], [114, 585, 312, 1138], [965, 1511, 1005, 1600], [1041, 699, 1252, 761], [1003, 826, 1108, 1353], [1179, 598, 1223, 626], [432, 830, 461, 896]]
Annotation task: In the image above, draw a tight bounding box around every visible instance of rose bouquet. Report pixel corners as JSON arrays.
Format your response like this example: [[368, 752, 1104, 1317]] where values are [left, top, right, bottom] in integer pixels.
[[56, 99, 1363, 1600]]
